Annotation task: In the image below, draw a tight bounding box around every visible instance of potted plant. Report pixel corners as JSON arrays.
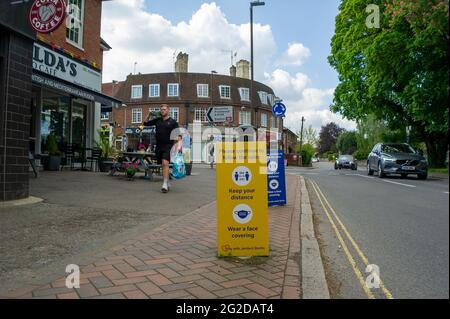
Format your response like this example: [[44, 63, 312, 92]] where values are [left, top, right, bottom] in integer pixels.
[[44, 134, 61, 171], [95, 130, 118, 172], [124, 162, 138, 180]]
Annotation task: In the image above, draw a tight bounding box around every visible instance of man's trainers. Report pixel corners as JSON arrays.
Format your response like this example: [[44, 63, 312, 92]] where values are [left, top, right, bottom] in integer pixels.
[[161, 184, 169, 193]]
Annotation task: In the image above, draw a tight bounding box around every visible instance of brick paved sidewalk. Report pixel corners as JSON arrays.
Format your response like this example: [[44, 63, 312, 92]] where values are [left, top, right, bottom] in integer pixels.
[[4, 175, 302, 299]]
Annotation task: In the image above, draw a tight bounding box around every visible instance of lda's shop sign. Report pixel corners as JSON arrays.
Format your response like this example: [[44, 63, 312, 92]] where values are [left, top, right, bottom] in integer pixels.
[[32, 42, 101, 93]]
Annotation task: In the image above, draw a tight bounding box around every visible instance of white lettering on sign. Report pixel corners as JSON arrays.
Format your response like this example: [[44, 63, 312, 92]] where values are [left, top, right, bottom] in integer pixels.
[[32, 42, 101, 93]]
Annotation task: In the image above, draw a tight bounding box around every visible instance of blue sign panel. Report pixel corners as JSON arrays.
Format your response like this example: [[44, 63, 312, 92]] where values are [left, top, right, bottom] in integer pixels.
[[272, 102, 286, 117], [267, 150, 287, 206]]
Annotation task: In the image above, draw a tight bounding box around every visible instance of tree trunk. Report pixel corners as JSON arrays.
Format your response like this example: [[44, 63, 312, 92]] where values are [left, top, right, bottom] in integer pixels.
[[424, 135, 448, 168]]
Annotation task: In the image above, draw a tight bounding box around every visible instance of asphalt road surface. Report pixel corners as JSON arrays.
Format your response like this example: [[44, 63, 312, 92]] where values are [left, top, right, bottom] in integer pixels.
[[287, 162, 449, 299]]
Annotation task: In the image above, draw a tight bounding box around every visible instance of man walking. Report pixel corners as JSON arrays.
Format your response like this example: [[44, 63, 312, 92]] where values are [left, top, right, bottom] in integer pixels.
[[143, 104, 179, 193]]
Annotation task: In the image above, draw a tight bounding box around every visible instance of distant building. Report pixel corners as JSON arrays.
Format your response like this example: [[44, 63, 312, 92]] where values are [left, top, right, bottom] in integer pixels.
[[283, 128, 299, 154], [102, 54, 283, 160]]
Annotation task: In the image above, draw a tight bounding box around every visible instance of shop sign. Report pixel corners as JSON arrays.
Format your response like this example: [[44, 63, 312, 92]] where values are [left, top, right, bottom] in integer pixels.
[[29, 0, 66, 33], [33, 42, 102, 93]]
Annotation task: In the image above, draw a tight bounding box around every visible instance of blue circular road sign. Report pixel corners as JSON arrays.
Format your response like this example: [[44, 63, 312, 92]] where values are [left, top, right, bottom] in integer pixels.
[[272, 102, 286, 117]]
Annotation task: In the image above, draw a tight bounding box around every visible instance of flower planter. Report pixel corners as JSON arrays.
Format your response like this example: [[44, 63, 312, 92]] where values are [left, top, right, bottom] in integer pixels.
[[43, 155, 61, 171], [99, 158, 114, 172]]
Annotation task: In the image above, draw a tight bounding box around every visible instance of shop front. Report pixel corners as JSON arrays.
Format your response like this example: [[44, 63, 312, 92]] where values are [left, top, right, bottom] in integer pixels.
[[31, 42, 121, 163]]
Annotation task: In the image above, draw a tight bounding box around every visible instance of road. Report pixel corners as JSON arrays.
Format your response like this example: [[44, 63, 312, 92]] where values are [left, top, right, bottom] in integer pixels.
[[287, 162, 449, 299]]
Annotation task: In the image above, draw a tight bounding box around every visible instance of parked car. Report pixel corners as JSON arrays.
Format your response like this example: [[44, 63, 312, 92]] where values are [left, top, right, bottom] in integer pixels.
[[335, 155, 357, 170], [367, 143, 428, 179], [312, 157, 319, 163]]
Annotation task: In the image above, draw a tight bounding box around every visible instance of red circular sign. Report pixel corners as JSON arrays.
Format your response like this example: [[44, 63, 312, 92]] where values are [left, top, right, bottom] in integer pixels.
[[29, 0, 67, 33]]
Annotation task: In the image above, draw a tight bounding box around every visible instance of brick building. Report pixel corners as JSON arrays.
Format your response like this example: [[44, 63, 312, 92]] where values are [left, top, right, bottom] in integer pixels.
[[102, 54, 283, 161], [1, 0, 119, 201], [283, 128, 299, 154]]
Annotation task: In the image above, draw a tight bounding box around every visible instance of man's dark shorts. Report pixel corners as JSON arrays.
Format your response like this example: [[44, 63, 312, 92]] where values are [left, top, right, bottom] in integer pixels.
[[156, 144, 172, 164]]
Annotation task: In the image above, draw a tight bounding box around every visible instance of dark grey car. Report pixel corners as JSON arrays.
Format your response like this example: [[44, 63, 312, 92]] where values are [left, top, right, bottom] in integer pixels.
[[335, 155, 357, 170], [367, 143, 428, 179]]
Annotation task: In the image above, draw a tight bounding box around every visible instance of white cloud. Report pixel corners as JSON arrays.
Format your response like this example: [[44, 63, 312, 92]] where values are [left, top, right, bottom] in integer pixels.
[[264, 70, 355, 133], [276, 42, 311, 67], [101, 1, 276, 82]]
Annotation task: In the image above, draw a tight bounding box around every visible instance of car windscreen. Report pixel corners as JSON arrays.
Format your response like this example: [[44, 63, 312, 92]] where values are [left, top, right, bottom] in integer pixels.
[[381, 144, 415, 154], [339, 155, 353, 161]]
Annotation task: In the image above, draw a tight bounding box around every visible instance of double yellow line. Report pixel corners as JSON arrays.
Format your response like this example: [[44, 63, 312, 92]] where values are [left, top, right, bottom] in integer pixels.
[[309, 179, 394, 299]]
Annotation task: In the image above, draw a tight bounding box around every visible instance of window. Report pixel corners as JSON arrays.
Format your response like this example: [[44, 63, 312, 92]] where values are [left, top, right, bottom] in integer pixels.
[[239, 88, 250, 101], [149, 84, 160, 97], [260, 113, 267, 127], [219, 85, 231, 99], [197, 84, 209, 98], [194, 108, 207, 122], [169, 107, 179, 122], [239, 111, 251, 125], [258, 91, 268, 105], [101, 112, 109, 120], [270, 116, 275, 128], [131, 85, 143, 99], [147, 107, 178, 121], [132, 108, 142, 124], [168, 83, 179, 97], [66, 0, 84, 48], [268, 94, 275, 106]]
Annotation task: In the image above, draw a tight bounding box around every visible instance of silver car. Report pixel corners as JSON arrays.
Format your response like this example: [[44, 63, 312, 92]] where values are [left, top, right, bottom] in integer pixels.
[[367, 143, 428, 179]]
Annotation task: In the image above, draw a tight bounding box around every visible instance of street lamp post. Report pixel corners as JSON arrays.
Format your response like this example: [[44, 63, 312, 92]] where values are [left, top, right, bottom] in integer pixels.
[[210, 70, 217, 126], [250, 0, 265, 129]]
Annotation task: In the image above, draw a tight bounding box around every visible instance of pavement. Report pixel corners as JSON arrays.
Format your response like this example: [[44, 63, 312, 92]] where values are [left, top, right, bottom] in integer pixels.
[[0, 167, 329, 299]]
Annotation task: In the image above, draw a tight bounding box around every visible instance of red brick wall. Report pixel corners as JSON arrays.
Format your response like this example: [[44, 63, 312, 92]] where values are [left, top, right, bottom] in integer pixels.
[[39, 0, 103, 70]]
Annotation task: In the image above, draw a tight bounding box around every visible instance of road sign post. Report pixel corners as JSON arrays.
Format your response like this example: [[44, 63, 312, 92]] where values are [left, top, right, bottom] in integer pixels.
[[207, 106, 233, 123]]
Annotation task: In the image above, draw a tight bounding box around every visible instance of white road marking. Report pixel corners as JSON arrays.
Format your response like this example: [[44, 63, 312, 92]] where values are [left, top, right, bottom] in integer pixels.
[[345, 174, 375, 179], [382, 180, 416, 188]]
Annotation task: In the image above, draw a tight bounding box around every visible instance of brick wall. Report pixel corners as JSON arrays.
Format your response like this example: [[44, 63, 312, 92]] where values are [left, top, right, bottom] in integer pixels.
[[39, 0, 103, 70], [0, 31, 33, 201]]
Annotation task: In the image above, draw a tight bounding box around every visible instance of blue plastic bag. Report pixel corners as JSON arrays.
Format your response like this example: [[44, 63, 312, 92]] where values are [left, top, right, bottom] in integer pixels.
[[171, 153, 186, 179]]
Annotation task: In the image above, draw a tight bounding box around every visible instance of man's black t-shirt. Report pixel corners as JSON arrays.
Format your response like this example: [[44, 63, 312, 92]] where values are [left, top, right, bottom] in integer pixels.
[[144, 117, 179, 146]]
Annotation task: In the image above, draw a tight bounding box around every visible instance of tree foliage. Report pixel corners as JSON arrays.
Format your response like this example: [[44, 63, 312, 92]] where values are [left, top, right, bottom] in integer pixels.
[[329, 0, 449, 166], [337, 131, 358, 155], [318, 122, 345, 154]]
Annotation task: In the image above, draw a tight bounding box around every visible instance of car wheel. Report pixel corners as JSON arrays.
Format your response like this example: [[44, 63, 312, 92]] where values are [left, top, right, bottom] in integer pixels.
[[351, 165, 357, 170], [378, 162, 385, 178], [418, 173, 428, 180], [367, 162, 374, 176], [334, 164, 338, 170], [401, 173, 408, 178]]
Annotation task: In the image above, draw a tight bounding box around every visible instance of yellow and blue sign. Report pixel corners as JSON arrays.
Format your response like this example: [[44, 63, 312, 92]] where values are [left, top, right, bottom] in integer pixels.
[[267, 150, 287, 206], [216, 142, 269, 257]]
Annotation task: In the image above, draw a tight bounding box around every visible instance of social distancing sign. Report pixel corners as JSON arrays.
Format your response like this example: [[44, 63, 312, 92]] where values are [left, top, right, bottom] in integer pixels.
[[216, 142, 269, 257]]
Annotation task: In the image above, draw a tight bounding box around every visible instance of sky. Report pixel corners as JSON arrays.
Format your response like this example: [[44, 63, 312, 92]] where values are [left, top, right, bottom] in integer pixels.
[[101, 0, 356, 134]]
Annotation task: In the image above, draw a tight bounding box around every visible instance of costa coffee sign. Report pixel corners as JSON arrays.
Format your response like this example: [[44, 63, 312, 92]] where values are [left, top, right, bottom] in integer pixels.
[[29, 0, 66, 33]]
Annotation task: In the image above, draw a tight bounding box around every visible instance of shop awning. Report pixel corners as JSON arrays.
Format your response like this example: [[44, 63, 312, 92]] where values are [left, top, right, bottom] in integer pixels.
[[32, 72, 121, 112]]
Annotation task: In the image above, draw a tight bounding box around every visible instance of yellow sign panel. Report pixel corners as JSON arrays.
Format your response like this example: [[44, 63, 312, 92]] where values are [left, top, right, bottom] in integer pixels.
[[216, 142, 269, 257]]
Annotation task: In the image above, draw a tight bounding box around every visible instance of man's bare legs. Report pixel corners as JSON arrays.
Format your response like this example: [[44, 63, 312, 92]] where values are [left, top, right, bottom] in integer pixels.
[[162, 159, 170, 192]]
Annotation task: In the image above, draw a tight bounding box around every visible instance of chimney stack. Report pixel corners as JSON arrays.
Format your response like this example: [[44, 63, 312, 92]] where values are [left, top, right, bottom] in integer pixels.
[[236, 60, 250, 79], [175, 52, 189, 73], [230, 65, 237, 77]]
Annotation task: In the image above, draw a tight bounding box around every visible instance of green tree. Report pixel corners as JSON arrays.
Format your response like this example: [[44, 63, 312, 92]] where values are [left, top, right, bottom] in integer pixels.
[[337, 131, 358, 155], [300, 125, 319, 148], [329, 0, 449, 167]]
